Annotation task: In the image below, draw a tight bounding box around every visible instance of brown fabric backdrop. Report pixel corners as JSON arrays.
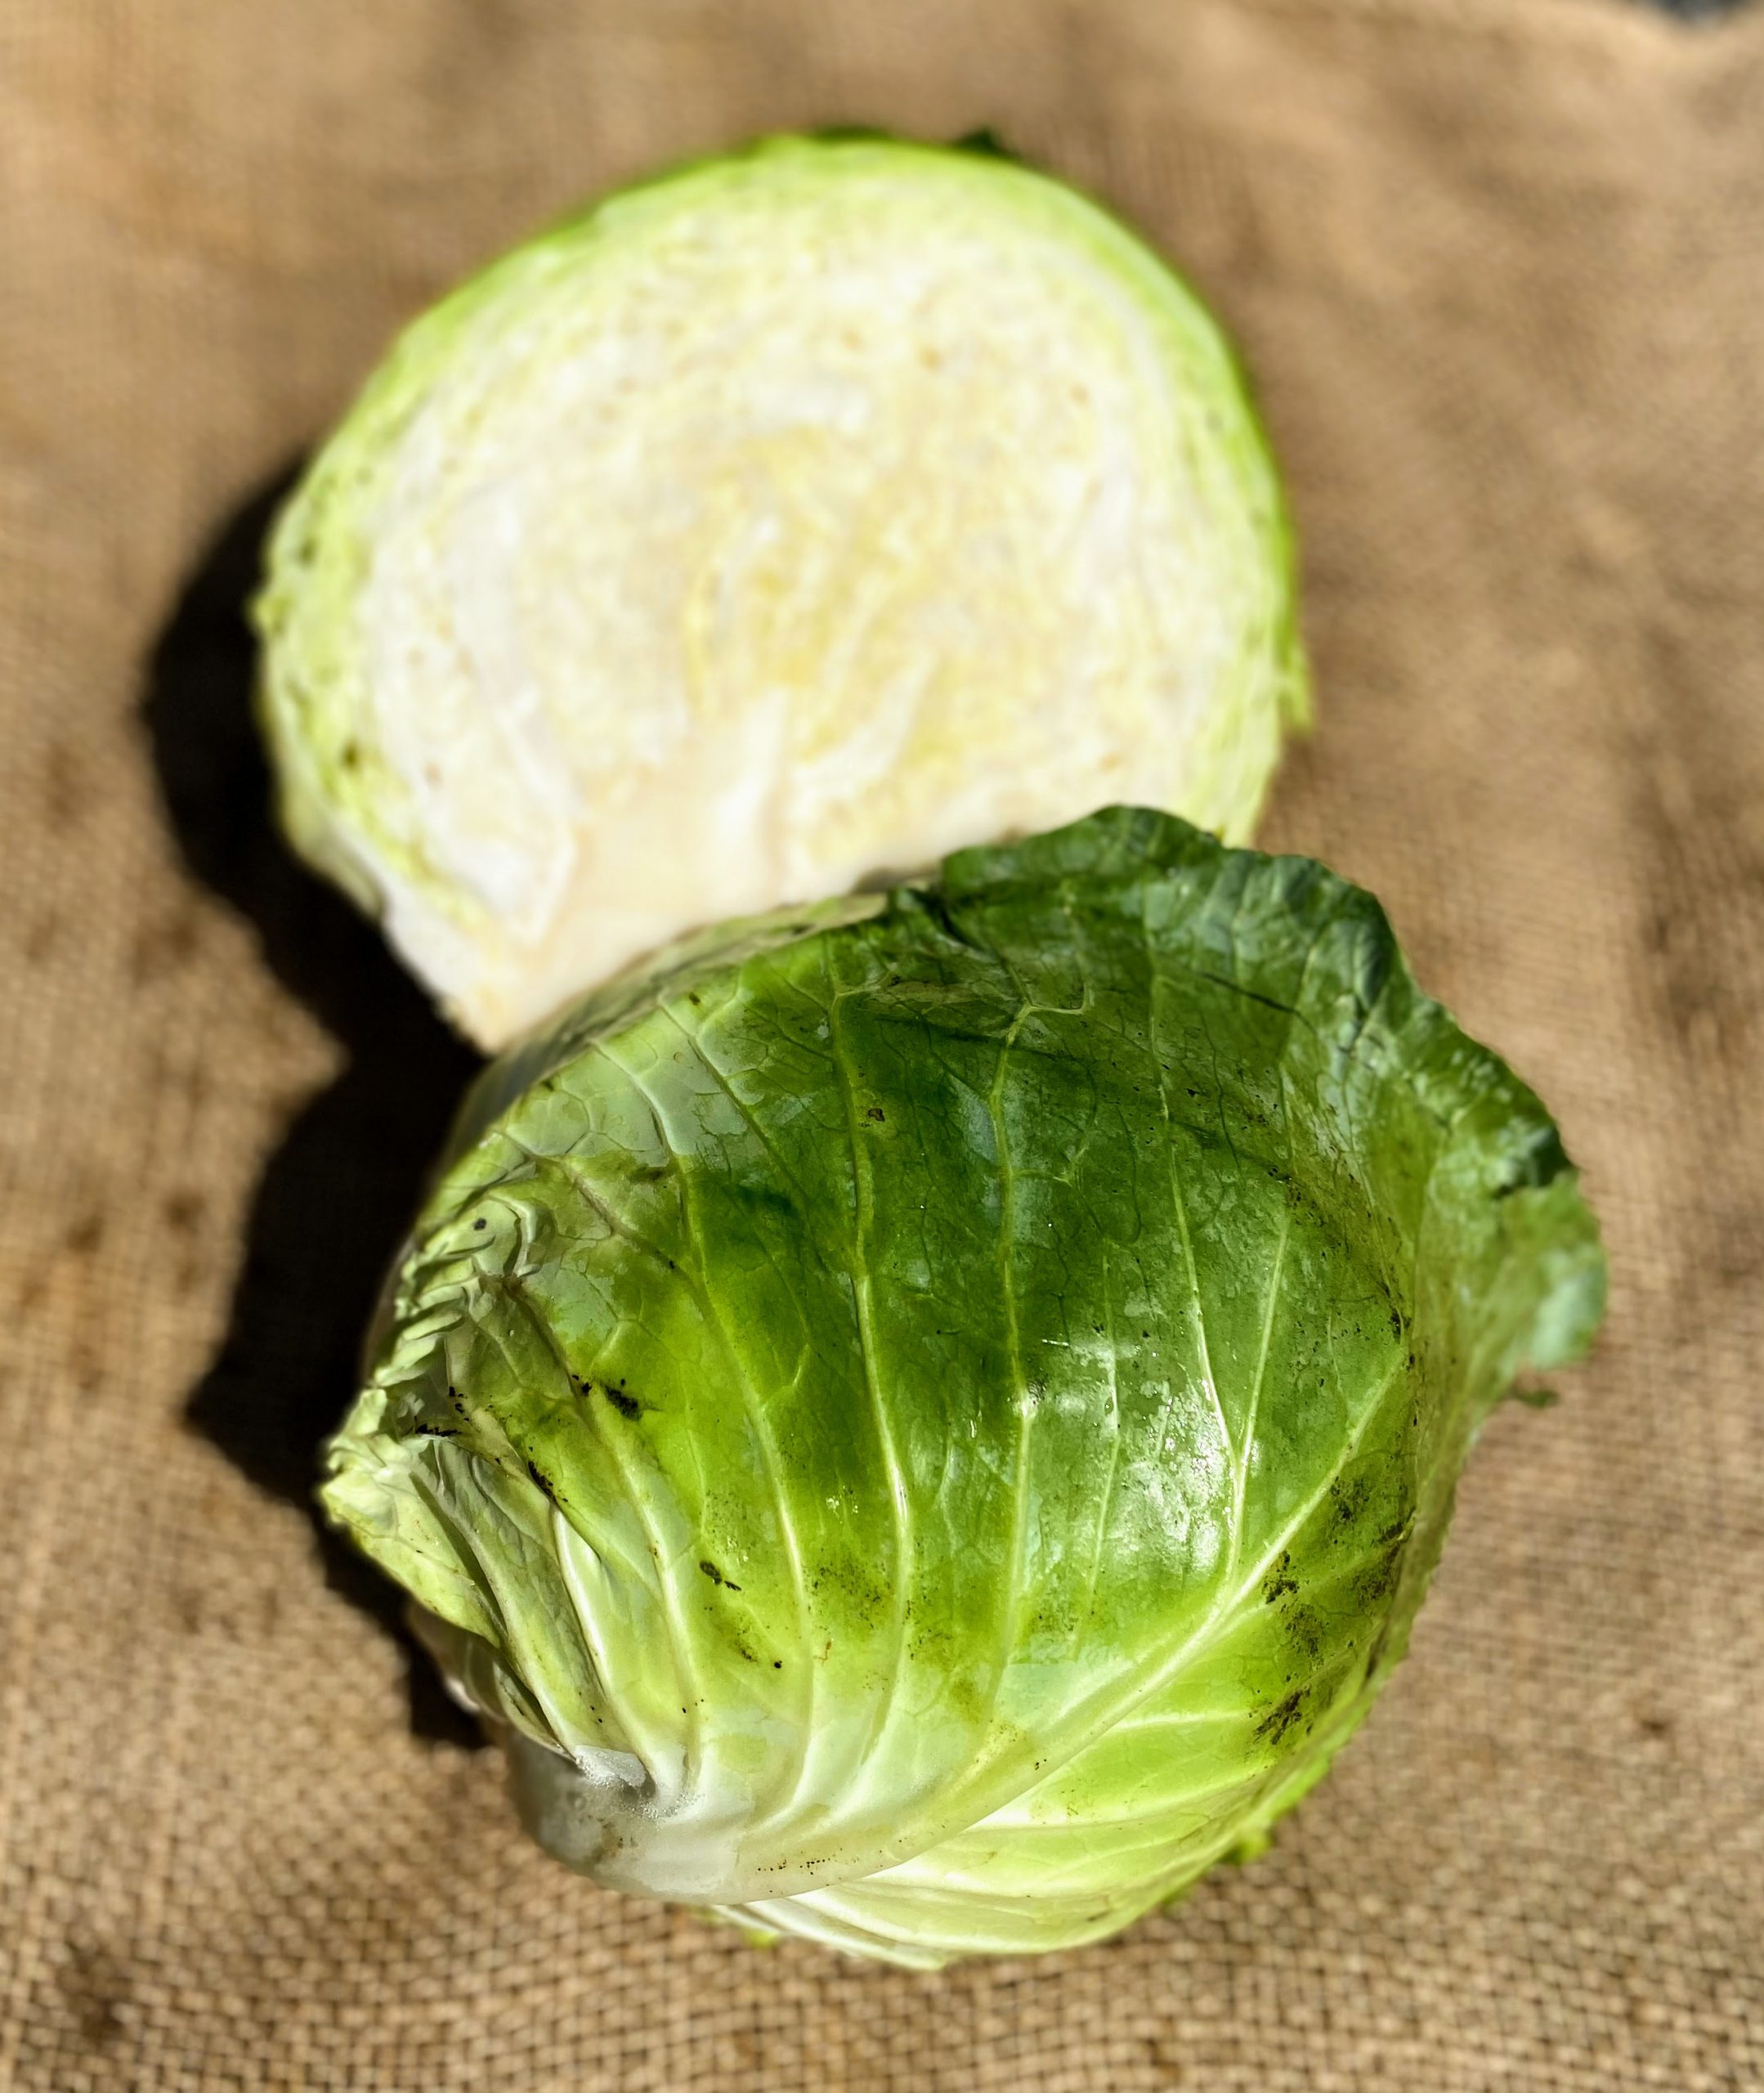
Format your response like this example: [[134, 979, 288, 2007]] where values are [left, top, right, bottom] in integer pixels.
[[3, 2, 1762, 2086]]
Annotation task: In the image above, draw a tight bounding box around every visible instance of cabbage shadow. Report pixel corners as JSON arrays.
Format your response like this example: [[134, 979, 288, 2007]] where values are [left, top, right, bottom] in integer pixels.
[[144, 466, 485, 1750]]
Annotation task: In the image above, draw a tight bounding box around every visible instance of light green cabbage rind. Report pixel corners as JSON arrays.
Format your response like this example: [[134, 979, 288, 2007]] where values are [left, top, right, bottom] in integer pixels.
[[253, 133, 1305, 1046], [321, 809, 1603, 1965]]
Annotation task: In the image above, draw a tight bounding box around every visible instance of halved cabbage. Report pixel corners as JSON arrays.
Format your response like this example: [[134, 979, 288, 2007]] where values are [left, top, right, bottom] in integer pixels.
[[256, 137, 1304, 1046]]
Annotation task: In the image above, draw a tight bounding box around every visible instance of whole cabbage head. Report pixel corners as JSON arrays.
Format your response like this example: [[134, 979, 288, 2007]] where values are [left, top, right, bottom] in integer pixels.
[[254, 134, 1304, 1048], [322, 809, 1604, 1966]]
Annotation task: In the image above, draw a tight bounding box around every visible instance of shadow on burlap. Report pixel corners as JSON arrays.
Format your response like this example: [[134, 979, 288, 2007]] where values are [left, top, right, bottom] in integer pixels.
[[1, 2, 1760, 2086]]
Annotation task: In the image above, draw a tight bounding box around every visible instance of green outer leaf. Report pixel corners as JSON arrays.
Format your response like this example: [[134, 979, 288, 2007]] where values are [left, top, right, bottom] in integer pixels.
[[321, 809, 1604, 1965]]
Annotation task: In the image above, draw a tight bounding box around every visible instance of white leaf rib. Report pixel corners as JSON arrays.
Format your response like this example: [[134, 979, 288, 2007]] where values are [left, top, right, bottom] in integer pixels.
[[1072, 1243, 1125, 1639], [483, 1266, 705, 1780], [550, 1504, 675, 1779], [983, 991, 1042, 1733], [595, 1037, 819, 1822], [822, 975, 916, 1808], [1140, 903, 1237, 1508], [1225, 1200, 1291, 1588]]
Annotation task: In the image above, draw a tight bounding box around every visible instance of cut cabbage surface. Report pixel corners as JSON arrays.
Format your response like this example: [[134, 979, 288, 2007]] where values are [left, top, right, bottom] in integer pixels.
[[257, 136, 1305, 1046]]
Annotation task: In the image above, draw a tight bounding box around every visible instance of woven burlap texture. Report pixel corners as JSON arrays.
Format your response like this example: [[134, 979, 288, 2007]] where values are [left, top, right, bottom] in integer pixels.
[[3, 2, 1762, 2086]]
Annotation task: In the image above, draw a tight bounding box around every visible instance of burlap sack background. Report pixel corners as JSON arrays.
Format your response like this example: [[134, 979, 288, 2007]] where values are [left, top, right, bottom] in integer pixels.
[[3, 2, 1762, 2086]]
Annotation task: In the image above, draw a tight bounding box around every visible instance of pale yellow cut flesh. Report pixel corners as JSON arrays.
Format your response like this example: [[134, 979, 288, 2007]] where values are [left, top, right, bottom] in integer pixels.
[[257, 137, 1303, 1046]]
